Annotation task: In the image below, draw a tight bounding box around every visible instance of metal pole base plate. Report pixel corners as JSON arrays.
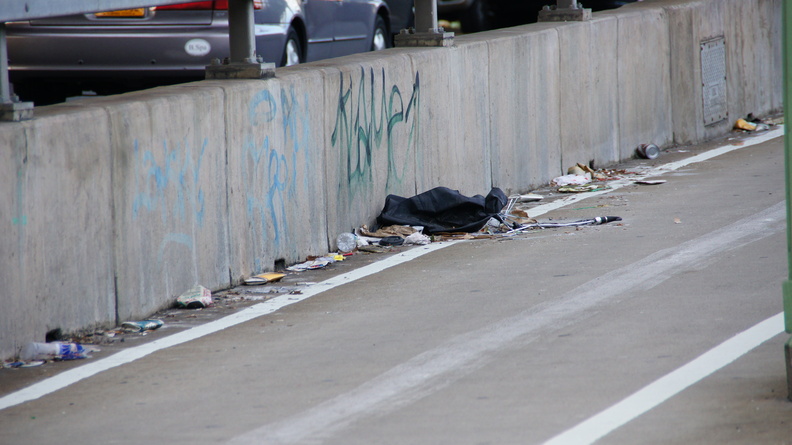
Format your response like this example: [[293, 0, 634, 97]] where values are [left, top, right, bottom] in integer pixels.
[[395, 28, 454, 47], [205, 61, 276, 80], [538, 7, 592, 22], [0, 101, 34, 122]]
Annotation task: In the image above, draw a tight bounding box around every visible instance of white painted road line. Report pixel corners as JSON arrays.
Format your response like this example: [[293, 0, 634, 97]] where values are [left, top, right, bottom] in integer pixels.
[[0, 242, 456, 411], [543, 312, 785, 445], [527, 127, 784, 218], [227, 201, 786, 445]]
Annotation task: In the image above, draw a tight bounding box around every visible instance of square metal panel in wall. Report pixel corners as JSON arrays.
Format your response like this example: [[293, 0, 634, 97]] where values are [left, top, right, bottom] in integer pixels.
[[701, 37, 727, 126]]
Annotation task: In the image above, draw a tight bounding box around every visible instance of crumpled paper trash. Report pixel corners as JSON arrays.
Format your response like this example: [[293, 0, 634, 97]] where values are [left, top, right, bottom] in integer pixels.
[[176, 285, 214, 308], [404, 232, 431, 245], [552, 174, 591, 187]]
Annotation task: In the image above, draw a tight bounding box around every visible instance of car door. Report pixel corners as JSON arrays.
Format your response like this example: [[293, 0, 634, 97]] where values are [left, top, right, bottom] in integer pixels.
[[301, 0, 338, 61], [332, 0, 375, 57]]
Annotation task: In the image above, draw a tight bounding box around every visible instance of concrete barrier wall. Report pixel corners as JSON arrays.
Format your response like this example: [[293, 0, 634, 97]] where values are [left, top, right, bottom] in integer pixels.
[[1, 107, 116, 349], [108, 86, 232, 321], [486, 25, 562, 194], [0, 0, 782, 359], [216, 72, 329, 283]]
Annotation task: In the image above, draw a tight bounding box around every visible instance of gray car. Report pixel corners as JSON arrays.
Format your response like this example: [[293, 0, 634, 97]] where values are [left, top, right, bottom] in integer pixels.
[[7, 0, 395, 103]]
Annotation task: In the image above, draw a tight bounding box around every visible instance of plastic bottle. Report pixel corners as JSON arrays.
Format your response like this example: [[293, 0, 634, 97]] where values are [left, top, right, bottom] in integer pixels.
[[336, 232, 357, 253], [20, 342, 90, 361]]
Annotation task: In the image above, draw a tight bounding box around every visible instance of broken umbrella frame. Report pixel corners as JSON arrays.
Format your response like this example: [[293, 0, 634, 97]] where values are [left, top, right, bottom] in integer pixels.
[[499, 196, 622, 235]]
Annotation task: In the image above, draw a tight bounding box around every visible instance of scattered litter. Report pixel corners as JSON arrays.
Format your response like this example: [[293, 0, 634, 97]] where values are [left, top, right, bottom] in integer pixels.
[[121, 319, 163, 332], [635, 179, 667, 185], [336, 232, 357, 253], [352, 230, 378, 246], [552, 174, 591, 187], [509, 209, 531, 219], [378, 236, 404, 247], [20, 342, 98, 361], [358, 245, 391, 253], [359, 225, 417, 238], [120, 319, 164, 332], [287, 258, 332, 271], [176, 285, 214, 309], [22, 361, 45, 367], [354, 224, 431, 248], [244, 272, 286, 286], [567, 164, 591, 177], [3, 360, 44, 368], [674, 217, 682, 224], [244, 286, 297, 296], [558, 184, 609, 193], [636, 143, 660, 159], [511, 194, 543, 202], [566, 163, 607, 180], [404, 232, 431, 245], [502, 216, 623, 235], [734, 118, 770, 132]]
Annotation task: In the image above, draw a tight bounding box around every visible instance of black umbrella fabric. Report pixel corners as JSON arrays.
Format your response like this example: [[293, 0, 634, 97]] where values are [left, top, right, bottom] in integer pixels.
[[376, 187, 508, 234]]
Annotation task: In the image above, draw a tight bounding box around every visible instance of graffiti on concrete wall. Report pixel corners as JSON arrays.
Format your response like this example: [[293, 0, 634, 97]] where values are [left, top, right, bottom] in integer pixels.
[[243, 85, 313, 267], [130, 137, 208, 265], [131, 138, 207, 226], [331, 67, 420, 193]]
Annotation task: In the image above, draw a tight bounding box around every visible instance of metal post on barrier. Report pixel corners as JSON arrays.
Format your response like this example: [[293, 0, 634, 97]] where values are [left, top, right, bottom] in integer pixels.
[[394, 0, 453, 47], [205, 0, 275, 79], [538, 0, 591, 22], [228, 0, 256, 63], [0, 23, 34, 121], [782, 0, 792, 402]]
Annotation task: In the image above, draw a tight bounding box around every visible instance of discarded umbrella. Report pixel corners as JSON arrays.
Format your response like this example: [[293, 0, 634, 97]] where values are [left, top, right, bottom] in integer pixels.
[[505, 216, 622, 234]]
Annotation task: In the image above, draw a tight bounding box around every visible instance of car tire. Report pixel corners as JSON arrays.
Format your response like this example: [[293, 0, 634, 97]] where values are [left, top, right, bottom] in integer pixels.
[[371, 15, 391, 51], [281, 28, 303, 67], [460, 0, 493, 33]]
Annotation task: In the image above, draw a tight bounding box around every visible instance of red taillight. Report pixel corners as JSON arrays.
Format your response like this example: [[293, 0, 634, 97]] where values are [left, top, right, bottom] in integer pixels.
[[155, 0, 262, 10]]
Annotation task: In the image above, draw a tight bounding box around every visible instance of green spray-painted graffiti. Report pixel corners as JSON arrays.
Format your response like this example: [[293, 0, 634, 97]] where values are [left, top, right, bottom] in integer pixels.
[[331, 67, 420, 193]]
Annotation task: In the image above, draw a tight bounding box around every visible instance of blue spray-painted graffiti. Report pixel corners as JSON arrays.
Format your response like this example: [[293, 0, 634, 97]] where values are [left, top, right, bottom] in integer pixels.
[[130, 136, 208, 273], [131, 138, 207, 226], [243, 85, 313, 269], [331, 67, 420, 193]]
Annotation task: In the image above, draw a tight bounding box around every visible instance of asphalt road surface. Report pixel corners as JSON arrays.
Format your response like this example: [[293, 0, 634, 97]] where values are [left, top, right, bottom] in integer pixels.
[[1, 128, 791, 444]]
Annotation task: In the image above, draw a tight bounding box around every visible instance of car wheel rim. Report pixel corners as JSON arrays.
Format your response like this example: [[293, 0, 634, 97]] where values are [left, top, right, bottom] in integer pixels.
[[285, 39, 300, 66], [372, 29, 386, 51]]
